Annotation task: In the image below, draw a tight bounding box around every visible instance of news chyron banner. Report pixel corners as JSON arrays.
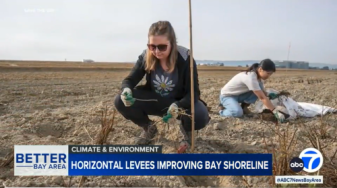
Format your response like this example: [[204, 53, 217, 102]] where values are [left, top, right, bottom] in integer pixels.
[[14, 145, 273, 176]]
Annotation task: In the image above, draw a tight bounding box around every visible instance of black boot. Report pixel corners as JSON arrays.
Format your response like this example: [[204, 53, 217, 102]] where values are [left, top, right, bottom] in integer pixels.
[[241, 103, 254, 117], [134, 121, 158, 145], [218, 103, 225, 111]]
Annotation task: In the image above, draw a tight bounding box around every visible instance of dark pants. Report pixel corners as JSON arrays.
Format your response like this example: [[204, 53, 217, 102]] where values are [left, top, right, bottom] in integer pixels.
[[114, 89, 210, 132]]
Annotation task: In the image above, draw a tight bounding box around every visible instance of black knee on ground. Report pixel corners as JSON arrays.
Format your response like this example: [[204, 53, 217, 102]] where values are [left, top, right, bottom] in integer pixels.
[[181, 101, 211, 132], [182, 115, 210, 132], [114, 94, 124, 112]]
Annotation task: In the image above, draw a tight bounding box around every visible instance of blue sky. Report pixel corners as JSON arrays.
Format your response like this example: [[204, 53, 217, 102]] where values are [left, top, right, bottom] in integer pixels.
[[0, 0, 336, 64]]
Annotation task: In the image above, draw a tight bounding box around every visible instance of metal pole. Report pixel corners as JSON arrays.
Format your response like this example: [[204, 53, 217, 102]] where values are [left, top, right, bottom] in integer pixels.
[[287, 42, 291, 61], [287, 42, 291, 73], [188, 0, 195, 152]]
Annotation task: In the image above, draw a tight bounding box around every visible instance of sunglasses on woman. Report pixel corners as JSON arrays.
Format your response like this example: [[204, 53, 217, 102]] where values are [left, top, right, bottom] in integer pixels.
[[147, 44, 168, 52]]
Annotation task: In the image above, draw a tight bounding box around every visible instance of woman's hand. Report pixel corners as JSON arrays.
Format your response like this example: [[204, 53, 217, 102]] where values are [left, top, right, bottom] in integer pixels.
[[167, 103, 179, 118], [254, 90, 288, 123], [121, 88, 135, 107], [253, 90, 275, 111], [268, 93, 279, 100], [272, 107, 286, 123], [162, 103, 179, 123]]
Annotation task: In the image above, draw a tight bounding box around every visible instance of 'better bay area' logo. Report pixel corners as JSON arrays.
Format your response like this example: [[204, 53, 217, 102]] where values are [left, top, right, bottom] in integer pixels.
[[14, 145, 68, 176]]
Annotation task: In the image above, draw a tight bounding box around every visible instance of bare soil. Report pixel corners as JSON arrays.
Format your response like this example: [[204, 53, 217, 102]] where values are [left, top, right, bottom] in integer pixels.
[[0, 62, 336, 187]]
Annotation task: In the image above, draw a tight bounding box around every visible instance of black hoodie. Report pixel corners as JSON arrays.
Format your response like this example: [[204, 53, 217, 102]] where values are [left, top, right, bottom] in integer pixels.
[[120, 45, 207, 109]]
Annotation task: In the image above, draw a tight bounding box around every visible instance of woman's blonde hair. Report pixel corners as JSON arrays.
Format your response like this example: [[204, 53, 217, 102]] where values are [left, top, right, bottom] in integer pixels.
[[145, 21, 178, 73]]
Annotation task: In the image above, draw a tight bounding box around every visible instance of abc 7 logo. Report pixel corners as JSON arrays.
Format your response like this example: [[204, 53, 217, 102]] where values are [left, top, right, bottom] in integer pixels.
[[290, 148, 323, 173]]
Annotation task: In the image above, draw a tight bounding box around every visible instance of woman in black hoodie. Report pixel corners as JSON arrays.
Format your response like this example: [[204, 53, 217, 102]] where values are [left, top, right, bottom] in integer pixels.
[[114, 20, 210, 152]]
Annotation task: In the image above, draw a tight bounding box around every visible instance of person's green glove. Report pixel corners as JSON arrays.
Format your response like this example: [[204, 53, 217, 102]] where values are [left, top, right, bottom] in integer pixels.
[[268, 93, 279, 100], [121, 88, 135, 107], [272, 107, 286, 123], [163, 103, 178, 123]]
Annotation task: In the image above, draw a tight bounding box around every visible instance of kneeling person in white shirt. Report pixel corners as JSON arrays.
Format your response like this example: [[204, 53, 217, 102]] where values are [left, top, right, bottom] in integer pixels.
[[218, 59, 286, 123]]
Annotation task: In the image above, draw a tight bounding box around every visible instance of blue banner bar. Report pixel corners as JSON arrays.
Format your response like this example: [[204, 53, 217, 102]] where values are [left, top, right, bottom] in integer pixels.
[[68, 153, 273, 176]]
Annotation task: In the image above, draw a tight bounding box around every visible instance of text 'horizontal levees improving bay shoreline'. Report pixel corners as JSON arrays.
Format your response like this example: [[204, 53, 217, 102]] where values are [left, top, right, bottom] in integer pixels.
[[70, 160, 270, 170]]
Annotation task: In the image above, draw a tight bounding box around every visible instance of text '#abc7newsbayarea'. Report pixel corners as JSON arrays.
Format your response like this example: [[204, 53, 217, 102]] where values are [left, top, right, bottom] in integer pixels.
[[275, 148, 324, 184]]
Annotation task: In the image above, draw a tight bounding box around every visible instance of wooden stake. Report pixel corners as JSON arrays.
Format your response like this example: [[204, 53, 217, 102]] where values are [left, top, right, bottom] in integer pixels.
[[188, 0, 195, 152]]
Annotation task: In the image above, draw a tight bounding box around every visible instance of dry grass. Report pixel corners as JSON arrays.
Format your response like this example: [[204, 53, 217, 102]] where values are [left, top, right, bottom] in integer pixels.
[[262, 121, 299, 187], [258, 99, 337, 187], [0, 149, 14, 167], [297, 115, 337, 188], [95, 106, 117, 145], [78, 106, 117, 187]]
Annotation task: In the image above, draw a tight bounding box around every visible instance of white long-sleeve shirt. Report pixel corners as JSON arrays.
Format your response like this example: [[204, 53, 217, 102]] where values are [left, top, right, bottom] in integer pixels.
[[220, 71, 263, 96]]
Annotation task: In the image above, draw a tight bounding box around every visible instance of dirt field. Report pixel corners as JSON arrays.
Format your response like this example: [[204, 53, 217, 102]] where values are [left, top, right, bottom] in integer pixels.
[[0, 61, 336, 187]]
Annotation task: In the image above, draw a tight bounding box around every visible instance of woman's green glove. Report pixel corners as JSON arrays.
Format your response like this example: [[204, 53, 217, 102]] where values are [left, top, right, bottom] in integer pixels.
[[268, 93, 279, 100], [162, 103, 178, 123], [121, 88, 135, 106]]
